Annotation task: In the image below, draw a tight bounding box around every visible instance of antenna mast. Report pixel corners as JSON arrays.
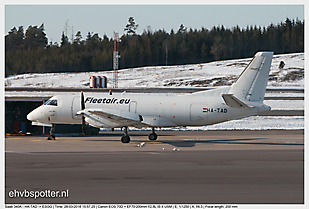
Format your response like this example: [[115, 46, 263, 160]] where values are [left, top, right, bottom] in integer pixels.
[[72, 26, 74, 43], [113, 32, 120, 88]]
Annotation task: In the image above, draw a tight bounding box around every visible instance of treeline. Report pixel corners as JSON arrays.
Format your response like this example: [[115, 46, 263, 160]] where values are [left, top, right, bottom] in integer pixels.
[[5, 18, 304, 76]]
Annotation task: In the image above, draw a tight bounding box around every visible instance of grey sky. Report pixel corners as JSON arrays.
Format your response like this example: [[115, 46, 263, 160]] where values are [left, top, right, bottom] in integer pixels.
[[5, 4, 304, 44]]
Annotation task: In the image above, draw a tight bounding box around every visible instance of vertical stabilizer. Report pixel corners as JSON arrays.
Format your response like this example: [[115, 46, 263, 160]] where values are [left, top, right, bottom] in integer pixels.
[[228, 52, 273, 102]]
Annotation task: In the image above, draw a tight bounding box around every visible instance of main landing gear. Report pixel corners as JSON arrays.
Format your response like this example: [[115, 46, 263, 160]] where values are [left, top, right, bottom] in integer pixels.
[[46, 124, 56, 140], [121, 126, 130, 143], [120, 127, 158, 143], [148, 127, 158, 141]]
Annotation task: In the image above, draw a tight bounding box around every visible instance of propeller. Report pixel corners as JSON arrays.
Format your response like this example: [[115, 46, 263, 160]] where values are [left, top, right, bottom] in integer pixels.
[[81, 91, 86, 135]]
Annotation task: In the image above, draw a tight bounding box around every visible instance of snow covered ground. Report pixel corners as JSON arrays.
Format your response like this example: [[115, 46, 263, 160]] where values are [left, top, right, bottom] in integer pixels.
[[264, 100, 304, 110], [5, 53, 305, 131], [119, 116, 304, 131], [5, 53, 304, 88]]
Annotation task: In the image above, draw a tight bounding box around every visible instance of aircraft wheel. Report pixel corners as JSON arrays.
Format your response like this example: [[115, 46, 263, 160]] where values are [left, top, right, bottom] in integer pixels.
[[148, 133, 157, 141], [121, 135, 131, 143]]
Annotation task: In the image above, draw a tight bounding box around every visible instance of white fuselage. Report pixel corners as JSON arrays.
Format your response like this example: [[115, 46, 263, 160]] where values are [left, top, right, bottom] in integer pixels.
[[27, 86, 269, 128], [26, 51, 274, 143]]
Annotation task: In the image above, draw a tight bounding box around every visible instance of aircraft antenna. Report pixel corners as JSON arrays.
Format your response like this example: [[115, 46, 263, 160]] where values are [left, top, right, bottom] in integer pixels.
[[113, 32, 120, 88]]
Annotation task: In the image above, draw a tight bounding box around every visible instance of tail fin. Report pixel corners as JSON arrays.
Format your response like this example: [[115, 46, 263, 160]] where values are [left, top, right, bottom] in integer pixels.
[[228, 52, 273, 102]]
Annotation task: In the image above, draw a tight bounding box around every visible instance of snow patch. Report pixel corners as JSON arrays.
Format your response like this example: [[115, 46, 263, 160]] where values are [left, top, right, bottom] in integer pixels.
[[5, 53, 304, 88], [101, 116, 304, 131]]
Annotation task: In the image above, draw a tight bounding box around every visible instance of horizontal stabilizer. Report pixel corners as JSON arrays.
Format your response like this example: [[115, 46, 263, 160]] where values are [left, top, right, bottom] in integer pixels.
[[222, 94, 253, 109]]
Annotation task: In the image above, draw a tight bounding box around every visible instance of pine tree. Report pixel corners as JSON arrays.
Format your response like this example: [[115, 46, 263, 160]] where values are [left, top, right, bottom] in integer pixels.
[[124, 17, 139, 35], [61, 32, 69, 46], [24, 24, 47, 50], [5, 26, 24, 51], [177, 24, 187, 34], [73, 31, 83, 44], [5, 19, 304, 76]]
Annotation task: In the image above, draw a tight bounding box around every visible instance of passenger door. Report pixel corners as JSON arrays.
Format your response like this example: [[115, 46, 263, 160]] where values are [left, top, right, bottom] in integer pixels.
[[71, 97, 82, 120], [129, 101, 137, 113]]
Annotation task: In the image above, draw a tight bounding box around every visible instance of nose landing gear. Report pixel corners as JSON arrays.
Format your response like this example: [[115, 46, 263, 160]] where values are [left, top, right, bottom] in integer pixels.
[[46, 124, 56, 140]]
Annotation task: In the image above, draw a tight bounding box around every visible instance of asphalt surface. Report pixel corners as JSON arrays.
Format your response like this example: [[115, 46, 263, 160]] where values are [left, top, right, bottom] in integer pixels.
[[5, 130, 304, 204]]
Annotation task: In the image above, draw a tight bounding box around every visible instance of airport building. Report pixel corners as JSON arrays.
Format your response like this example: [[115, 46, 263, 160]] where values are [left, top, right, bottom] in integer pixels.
[[5, 96, 44, 135], [5, 76, 106, 136], [5, 95, 99, 136]]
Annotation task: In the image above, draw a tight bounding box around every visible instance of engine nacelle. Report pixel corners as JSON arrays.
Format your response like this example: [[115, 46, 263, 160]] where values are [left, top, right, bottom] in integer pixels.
[[84, 113, 118, 128]]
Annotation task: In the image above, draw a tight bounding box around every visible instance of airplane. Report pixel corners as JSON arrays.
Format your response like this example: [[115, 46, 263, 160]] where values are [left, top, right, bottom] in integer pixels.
[[27, 51, 273, 143]]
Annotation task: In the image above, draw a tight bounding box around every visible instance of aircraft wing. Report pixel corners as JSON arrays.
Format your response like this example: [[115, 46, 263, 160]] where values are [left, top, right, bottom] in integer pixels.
[[77, 108, 176, 128], [77, 108, 148, 128], [89, 109, 142, 124]]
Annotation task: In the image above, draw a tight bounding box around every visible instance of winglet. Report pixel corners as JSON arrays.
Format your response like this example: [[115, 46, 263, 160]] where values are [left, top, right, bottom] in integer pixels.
[[222, 93, 253, 109]]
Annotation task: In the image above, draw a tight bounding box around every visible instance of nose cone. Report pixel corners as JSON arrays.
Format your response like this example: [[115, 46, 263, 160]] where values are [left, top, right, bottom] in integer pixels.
[[27, 110, 36, 121], [27, 106, 43, 122]]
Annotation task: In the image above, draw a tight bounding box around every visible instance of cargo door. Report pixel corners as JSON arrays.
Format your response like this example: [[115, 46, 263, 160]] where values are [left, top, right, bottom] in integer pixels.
[[190, 104, 208, 121]]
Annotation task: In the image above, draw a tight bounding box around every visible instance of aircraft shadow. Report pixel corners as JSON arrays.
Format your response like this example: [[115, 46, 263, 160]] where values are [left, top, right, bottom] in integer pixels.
[[97, 133, 174, 137], [83, 132, 175, 142], [159, 138, 304, 148], [83, 136, 303, 147]]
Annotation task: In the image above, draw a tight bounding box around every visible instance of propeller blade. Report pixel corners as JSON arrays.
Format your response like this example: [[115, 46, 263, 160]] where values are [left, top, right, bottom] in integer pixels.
[[81, 91, 86, 135], [81, 116, 86, 135], [81, 91, 85, 110]]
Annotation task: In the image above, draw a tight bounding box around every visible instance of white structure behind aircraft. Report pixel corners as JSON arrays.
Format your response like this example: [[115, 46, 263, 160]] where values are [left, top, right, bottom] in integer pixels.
[[27, 52, 273, 143]]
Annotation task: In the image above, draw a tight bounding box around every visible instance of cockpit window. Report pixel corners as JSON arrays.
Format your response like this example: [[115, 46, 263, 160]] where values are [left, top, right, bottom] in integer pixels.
[[49, 100, 57, 106], [44, 100, 51, 105], [44, 99, 58, 106]]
